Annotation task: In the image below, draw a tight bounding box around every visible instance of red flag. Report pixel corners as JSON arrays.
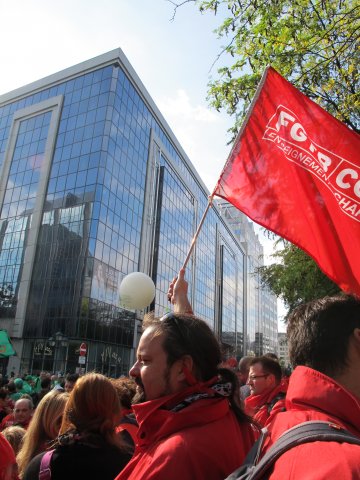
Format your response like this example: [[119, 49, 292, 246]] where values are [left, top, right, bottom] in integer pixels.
[[213, 67, 360, 296]]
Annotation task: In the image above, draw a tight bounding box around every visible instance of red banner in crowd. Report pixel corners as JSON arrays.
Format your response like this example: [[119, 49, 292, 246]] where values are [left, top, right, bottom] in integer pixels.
[[213, 66, 360, 296]]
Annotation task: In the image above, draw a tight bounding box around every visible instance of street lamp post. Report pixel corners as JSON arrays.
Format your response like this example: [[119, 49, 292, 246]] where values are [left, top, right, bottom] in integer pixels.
[[48, 331, 69, 373]]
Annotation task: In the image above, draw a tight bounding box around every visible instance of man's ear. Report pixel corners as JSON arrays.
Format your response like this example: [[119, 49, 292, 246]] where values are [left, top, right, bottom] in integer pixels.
[[177, 355, 195, 384], [266, 372, 276, 388]]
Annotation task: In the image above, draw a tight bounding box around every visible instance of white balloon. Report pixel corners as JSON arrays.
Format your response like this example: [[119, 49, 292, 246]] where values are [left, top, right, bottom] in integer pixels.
[[119, 272, 156, 310]]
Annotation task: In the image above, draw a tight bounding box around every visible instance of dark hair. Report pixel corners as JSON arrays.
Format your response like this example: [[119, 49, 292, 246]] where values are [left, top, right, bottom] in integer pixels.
[[287, 294, 360, 377], [111, 377, 137, 410], [143, 313, 221, 381], [237, 356, 253, 374], [250, 356, 282, 384], [263, 352, 279, 362], [40, 377, 51, 389], [143, 313, 253, 426], [6, 382, 16, 393], [65, 373, 79, 383], [0, 388, 8, 400]]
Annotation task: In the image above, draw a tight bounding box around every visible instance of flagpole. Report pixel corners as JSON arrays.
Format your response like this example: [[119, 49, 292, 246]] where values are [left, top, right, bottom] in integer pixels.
[[182, 194, 214, 270], [182, 68, 271, 270]]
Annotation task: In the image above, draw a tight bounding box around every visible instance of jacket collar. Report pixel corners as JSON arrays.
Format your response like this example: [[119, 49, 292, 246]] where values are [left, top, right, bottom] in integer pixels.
[[286, 366, 360, 431], [132, 380, 230, 446], [245, 383, 286, 415]]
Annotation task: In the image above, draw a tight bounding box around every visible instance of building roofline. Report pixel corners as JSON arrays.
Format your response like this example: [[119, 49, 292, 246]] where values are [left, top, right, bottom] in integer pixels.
[[0, 48, 211, 195], [0, 48, 245, 255], [0, 49, 122, 106]]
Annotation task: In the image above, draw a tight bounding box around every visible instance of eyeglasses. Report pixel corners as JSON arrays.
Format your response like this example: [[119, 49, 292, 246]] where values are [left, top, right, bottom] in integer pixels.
[[248, 374, 269, 381]]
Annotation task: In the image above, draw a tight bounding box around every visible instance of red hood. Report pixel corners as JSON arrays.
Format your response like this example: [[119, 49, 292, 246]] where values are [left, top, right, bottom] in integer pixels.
[[285, 366, 360, 432]]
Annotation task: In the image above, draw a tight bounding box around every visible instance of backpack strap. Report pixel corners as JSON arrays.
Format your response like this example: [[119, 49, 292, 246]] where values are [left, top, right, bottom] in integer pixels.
[[246, 421, 360, 480], [225, 428, 269, 480], [39, 449, 54, 480]]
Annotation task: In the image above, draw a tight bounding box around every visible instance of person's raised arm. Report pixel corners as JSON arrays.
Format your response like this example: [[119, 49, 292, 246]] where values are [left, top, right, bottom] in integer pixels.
[[167, 269, 193, 315]]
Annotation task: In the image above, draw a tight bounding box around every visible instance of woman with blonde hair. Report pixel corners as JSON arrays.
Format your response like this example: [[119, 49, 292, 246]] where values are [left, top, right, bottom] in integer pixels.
[[2, 425, 26, 455], [22, 372, 131, 480], [17, 390, 68, 477]]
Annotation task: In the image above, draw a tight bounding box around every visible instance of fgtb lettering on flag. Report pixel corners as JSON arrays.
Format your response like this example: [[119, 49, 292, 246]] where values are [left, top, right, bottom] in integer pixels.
[[263, 105, 360, 221], [213, 67, 360, 296]]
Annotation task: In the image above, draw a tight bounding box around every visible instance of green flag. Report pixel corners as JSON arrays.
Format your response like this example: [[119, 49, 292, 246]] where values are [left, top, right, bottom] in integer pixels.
[[0, 330, 16, 358]]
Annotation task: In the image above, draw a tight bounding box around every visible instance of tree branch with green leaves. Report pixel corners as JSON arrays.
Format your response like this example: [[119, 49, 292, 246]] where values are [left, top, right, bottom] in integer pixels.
[[171, 0, 359, 137], [257, 241, 340, 317]]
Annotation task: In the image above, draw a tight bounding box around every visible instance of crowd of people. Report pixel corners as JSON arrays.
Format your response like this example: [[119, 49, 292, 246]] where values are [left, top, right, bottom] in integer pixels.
[[0, 268, 359, 479]]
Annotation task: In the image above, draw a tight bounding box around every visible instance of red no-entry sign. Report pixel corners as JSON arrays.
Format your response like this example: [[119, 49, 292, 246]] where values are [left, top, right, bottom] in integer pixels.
[[79, 342, 87, 356]]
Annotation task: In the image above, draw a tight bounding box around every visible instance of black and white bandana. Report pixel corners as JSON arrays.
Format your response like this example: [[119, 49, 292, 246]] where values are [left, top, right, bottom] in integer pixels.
[[170, 381, 232, 412]]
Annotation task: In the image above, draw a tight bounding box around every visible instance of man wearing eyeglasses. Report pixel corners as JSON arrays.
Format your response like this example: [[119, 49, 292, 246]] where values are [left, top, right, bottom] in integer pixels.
[[244, 356, 287, 427], [115, 269, 256, 480]]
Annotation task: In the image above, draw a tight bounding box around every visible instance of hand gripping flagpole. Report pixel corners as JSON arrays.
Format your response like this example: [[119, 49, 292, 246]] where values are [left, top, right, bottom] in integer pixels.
[[181, 194, 214, 270]]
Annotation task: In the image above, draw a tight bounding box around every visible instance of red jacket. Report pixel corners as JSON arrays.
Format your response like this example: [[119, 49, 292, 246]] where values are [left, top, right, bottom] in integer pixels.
[[116, 414, 138, 445], [0, 413, 31, 431], [264, 366, 360, 479], [244, 383, 287, 427], [115, 383, 256, 480]]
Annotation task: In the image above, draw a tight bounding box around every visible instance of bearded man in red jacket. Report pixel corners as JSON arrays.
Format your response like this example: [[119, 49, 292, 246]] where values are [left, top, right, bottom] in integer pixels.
[[244, 356, 287, 427], [115, 269, 256, 480], [264, 294, 360, 479]]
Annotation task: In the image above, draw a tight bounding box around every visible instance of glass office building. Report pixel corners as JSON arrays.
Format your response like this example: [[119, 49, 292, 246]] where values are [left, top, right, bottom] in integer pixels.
[[217, 202, 278, 355], [0, 49, 277, 376]]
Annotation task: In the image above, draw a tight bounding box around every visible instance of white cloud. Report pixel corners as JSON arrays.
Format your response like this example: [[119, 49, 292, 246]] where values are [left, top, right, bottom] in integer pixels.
[[156, 89, 233, 190], [158, 89, 218, 123], [0, 1, 148, 95], [0, 0, 283, 326]]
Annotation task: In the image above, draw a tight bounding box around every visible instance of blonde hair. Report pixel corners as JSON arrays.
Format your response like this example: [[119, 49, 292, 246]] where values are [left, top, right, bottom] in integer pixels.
[[59, 372, 123, 449], [2, 425, 26, 455], [17, 390, 68, 478]]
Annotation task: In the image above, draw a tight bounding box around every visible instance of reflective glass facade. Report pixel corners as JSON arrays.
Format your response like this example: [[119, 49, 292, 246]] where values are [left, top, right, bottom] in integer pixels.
[[217, 201, 278, 355], [0, 112, 51, 318], [0, 50, 276, 376]]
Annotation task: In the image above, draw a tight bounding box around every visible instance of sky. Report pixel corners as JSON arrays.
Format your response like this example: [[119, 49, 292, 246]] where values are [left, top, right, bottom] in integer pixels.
[[0, 0, 286, 330]]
